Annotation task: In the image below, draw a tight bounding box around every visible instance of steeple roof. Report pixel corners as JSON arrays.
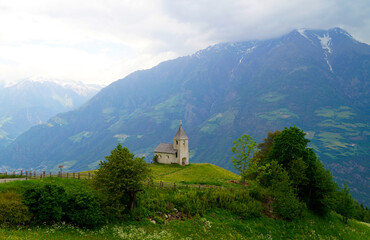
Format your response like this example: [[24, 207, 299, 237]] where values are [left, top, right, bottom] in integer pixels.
[[173, 124, 189, 140]]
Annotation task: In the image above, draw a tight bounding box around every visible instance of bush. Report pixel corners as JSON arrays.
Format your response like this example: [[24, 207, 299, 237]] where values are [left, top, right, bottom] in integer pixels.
[[272, 190, 305, 220], [63, 185, 103, 228], [137, 187, 263, 220], [23, 183, 67, 225], [0, 191, 31, 227]]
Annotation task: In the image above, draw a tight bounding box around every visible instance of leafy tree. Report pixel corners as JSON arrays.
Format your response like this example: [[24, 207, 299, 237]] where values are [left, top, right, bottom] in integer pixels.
[[93, 144, 152, 214], [253, 130, 281, 165], [336, 182, 355, 223], [268, 126, 309, 168], [246, 131, 281, 181], [266, 126, 336, 215], [268, 161, 305, 220], [305, 159, 336, 215], [231, 134, 257, 184]]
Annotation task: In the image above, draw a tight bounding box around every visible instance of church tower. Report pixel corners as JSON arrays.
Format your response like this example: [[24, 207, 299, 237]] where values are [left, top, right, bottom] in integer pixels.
[[173, 122, 189, 165]]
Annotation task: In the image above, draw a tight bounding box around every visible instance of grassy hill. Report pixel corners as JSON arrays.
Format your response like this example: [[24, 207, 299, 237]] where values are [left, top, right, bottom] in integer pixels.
[[83, 163, 241, 187], [150, 163, 240, 187]]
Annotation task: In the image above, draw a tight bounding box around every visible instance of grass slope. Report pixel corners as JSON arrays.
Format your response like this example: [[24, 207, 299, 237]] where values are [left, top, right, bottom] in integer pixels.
[[150, 163, 240, 187], [83, 163, 241, 187]]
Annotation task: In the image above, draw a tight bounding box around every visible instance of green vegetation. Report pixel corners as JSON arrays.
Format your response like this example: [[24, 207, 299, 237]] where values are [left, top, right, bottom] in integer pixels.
[[200, 110, 238, 134], [257, 108, 299, 121], [1, 131, 369, 239], [231, 134, 256, 184], [315, 106, 356, 119], [0, 209, 369, 239], [258, 92, 286, 102], [93, 143, 152, 214], [150, 163, 239, 187], [0, 174, 24, 179], [69, 131, 93, 143]]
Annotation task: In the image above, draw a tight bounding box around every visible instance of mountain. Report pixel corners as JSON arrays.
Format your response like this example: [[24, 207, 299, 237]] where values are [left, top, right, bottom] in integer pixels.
[[0, 28, 369, 204], [0, 80, 102, 149]]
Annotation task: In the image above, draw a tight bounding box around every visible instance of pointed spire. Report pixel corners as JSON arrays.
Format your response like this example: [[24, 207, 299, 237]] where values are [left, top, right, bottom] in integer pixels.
[[173, 123, 189, 140]]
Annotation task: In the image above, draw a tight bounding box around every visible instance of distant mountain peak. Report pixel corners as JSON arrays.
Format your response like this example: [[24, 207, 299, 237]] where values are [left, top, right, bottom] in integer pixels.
[[1, 79, 104, 97]]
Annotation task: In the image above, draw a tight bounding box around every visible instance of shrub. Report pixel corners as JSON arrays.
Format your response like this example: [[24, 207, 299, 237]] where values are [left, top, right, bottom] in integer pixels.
[[63, 185, 103, 228], [0, 191, 31, 227], [23, 184, 67, 225], [268, 161, 305, 220], [271, 190, 305, 220], [137, 187, 263, 220]]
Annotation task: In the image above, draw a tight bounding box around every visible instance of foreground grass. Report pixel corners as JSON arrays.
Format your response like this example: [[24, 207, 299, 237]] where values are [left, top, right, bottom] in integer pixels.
[[1, 210, 369, 240]]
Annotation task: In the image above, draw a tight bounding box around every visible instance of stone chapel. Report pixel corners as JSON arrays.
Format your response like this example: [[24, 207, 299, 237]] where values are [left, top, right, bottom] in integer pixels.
[[153, 123, 189, 165]]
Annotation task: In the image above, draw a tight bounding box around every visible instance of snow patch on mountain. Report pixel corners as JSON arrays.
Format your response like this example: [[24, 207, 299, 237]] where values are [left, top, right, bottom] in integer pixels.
[[297, 29, 309, 40], [315, 33, 334, 73], [325, 54, 333, 73], [317, 34, 332, 53]]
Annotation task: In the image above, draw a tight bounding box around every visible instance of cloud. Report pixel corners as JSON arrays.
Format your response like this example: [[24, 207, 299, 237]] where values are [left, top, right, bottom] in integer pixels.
[[0, 0, 368, 84]]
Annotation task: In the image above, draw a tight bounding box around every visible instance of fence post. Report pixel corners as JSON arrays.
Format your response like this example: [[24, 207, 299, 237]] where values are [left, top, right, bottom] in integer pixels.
[[199, 185, 201, 189], [34, 171, 36, 178], [43, 171, 45, 178], [78, 172, 80, 180], [88, 172, 91, 179], [40, 174, 42, 179], [174, 183, 176, 189], [5, 172, 7, 177], [21, 170, 23, 176], [73, 172, 75, 179], [160, 181, 163, 187], [13, 171, 15, 176], [67, 172, 69, 178]]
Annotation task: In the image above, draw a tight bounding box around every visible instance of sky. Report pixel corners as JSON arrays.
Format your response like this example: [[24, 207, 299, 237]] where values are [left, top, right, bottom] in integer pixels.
[[0, 0, 369, 85]]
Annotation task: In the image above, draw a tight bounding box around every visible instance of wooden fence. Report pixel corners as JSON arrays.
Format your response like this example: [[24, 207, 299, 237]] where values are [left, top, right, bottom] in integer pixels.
[[0, 170, 94, 181]]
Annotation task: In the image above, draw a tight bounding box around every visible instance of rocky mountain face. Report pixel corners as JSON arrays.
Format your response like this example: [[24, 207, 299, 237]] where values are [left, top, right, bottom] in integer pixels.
[[0, 80, 101, 149], [0, 28, 368, 204]]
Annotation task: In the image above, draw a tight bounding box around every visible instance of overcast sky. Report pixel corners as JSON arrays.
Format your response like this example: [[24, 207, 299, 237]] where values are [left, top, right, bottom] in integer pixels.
[[0, 0, 369, 85]]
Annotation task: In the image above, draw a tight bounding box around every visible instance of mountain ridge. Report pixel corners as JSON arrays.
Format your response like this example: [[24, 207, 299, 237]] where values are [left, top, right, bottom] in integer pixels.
[[0, 80, 102, 149]]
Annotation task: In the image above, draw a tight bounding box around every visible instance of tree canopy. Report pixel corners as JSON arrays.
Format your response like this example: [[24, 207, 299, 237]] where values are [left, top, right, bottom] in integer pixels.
[[244, 126, 338, 217], [93, 144, 152, 214], [231, 134, 256, 184]]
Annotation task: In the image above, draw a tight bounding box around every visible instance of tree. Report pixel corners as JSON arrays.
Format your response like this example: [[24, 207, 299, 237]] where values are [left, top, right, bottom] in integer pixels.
[[93, 144, 152, 213], [268, 161, 305, 220], [266, 126, 336, 215], [231, 134, 256, 184], [253, 130, 281, 165], [268, 126, 309, 168], [247, 130, 281, 181], [336, 182, 355, 223]]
